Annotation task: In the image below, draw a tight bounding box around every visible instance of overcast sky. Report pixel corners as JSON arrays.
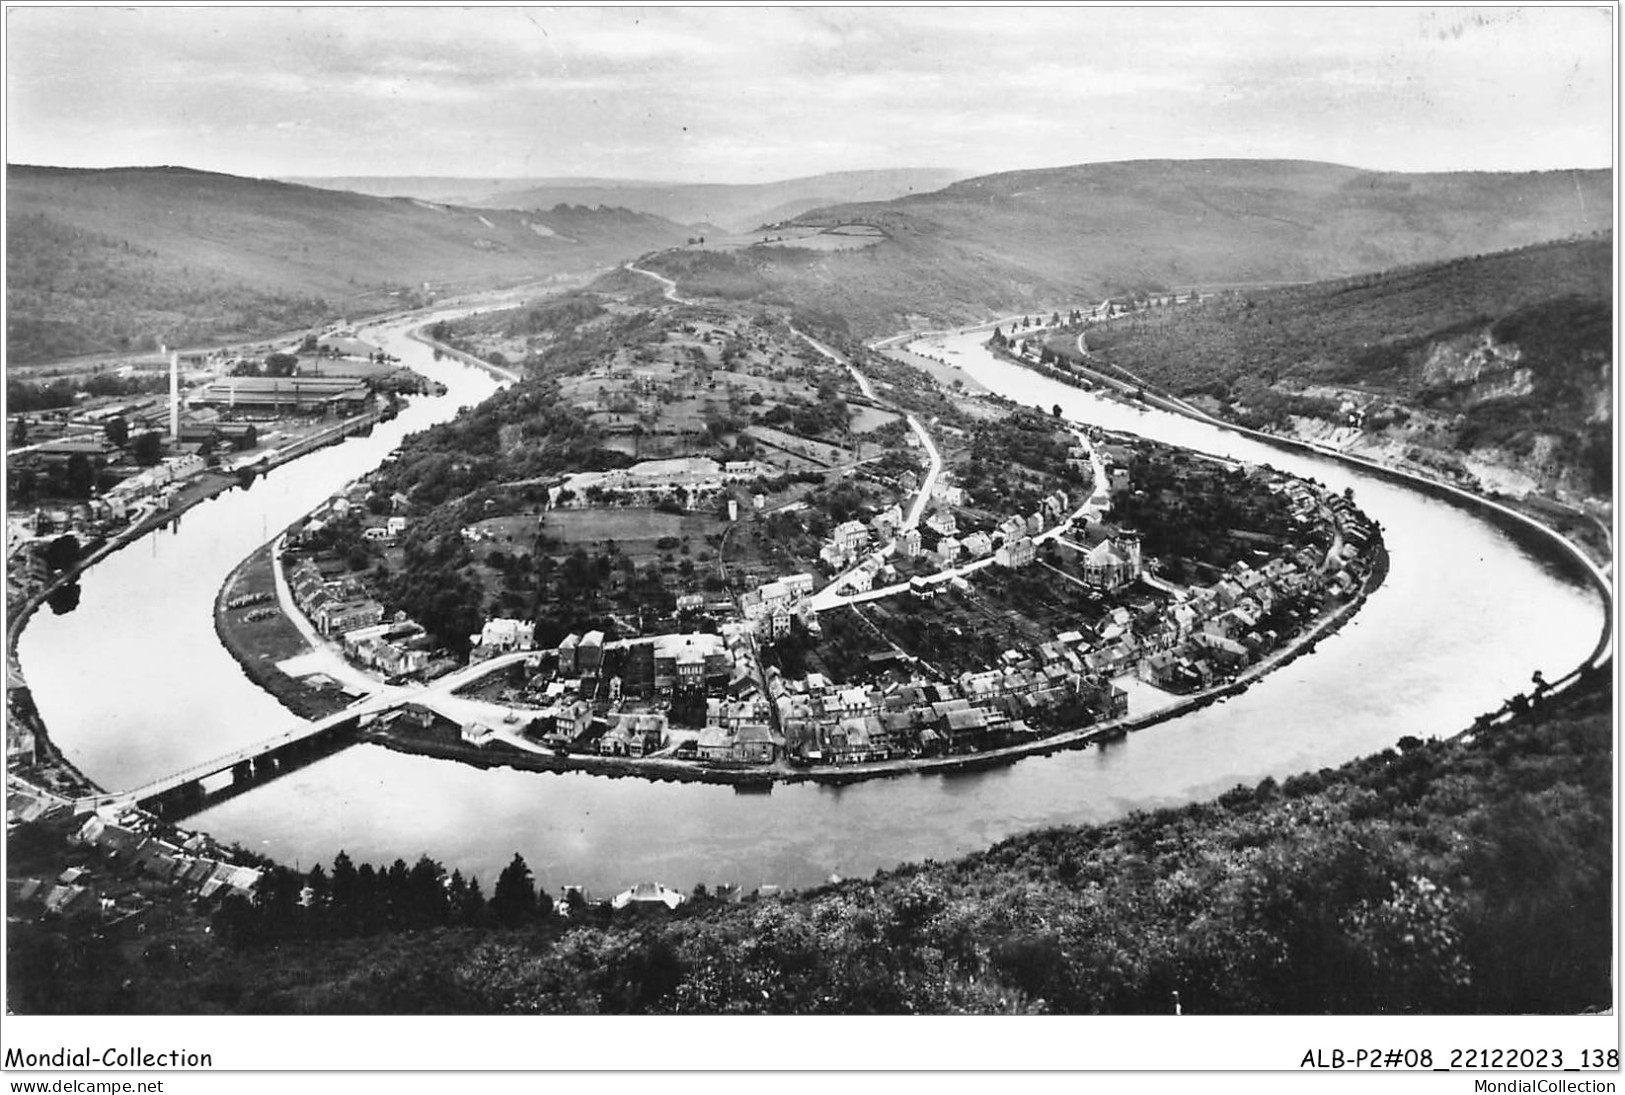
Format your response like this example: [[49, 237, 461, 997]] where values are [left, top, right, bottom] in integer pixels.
[[4, 6, 1614, 182]]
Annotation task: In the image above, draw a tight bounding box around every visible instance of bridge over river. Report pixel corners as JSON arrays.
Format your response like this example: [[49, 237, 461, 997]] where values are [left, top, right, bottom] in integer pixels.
[[74, 648, 545, 819]]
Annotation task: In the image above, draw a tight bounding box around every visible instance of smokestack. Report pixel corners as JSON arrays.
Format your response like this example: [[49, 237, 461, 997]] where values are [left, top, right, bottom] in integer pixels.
[[170, 351, 180, 440]]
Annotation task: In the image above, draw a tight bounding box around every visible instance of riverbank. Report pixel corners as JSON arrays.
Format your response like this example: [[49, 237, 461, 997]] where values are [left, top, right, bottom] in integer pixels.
[[990, 342, 1613, 671], [365, 536, 1388, 789], [406, 326, 522, 383], [6, 406, 410, 807], [212, 541, 358, 723], [6, 469, 248, 801]]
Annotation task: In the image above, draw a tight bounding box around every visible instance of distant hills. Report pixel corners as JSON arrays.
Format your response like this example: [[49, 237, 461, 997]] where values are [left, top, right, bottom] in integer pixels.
[[286, 168, 972, 233], [638, 159, 1613, 336], [6, 165, 696, 363], [11, 159, 1613, 369]]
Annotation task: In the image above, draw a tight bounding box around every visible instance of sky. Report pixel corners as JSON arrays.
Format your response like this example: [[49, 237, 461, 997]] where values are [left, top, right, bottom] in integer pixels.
[[3, 5, 1615, 183]]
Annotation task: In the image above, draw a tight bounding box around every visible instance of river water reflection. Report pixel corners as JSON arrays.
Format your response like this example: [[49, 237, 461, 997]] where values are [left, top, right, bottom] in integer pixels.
[[19, 315, 1604, 897]]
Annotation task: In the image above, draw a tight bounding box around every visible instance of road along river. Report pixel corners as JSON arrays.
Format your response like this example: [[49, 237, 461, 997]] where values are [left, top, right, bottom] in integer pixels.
[[18, 316, 1606, 898]]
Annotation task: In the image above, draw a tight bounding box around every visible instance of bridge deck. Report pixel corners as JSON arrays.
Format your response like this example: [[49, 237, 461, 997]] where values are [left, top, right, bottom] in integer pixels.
[[94, 701, 381, 810]]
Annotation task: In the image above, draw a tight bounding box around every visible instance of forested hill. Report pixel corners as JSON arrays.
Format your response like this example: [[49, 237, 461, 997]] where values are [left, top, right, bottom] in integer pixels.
[[638, 159, 1612, 336], [1078, 235, 1613, 496], [10, 666, 1609, 1014], [5, 165, 694, 363]]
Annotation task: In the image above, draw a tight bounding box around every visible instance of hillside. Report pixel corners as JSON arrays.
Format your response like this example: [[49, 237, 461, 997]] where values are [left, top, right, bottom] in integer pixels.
[[464, 168, 971, 232], [1072, 236, 1613, 497], [10, 667, 1609, 1014], [5, 165, 696, 363], [637, 159, 1613, 336]]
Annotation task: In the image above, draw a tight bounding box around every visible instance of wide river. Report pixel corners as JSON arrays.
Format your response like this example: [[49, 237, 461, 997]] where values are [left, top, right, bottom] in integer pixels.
[[18, 315, 1605, 897]]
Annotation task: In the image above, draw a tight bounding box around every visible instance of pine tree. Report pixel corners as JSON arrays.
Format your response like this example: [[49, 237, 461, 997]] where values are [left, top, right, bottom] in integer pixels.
[[407, 855, 449, 929], [330, 851, 358, 935], [492, 853, 537, 928], [462, 875, 488, 928]]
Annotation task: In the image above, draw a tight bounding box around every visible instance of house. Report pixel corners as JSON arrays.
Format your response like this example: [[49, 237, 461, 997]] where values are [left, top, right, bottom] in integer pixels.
[[897, 528, 922, 557], [600, 712, 666, 757], [942, 707, 992, 746], [578, 630, 606, 673], [820, 543, 852, 570], [936, 536, 961, 565], [474, 617, 536, 655], [1139, 650, 1182, 687], [317, 599, 385, 636], [962, 531, 994, 558], [832, 520, 869, 551], [461, 722, 496, 747], [386, 515, 408, 536], [781, 573, 815, 599], [825, 718, 878, 763], [612, 881, 685, 912], [732, 723, 777, 764], [556, 633, 581, 674], [696, 726, 734, 762], [552, 700, 593, 741], [995, 536, 1036, 568], [925, 509, 958, 537]]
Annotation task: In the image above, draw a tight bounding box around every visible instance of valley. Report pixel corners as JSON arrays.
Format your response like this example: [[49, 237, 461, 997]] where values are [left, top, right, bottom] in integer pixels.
[[4, 156, 1612, 1022]]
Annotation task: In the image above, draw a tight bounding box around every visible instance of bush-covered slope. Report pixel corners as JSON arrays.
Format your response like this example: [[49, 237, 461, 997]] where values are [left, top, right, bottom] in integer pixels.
[[11, 671, 1609, 1014], [1079, 236, 1613, 494], [642, 160, 1612, 336], [5, 166, 694, 363]]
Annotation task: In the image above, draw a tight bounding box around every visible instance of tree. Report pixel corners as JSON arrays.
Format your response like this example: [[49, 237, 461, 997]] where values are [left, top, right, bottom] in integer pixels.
[[11, 416, 27, 445], [130, 431, 163, 466], [492, 852, 538, 927], [264, 352, 300, 377], [330, 851, 358, 935], [104, 416, 130, 448], [64, 453, 96, 497], [1052, 404, 1063, 418], [43, 534, 81, 572]]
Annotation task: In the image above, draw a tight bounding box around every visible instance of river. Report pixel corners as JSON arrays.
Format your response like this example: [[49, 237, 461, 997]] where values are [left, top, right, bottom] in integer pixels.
[[17, 316, 1605, 898]]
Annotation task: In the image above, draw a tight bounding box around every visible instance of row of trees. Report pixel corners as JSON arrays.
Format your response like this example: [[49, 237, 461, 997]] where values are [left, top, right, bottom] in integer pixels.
[[212, 852, 552, 948]]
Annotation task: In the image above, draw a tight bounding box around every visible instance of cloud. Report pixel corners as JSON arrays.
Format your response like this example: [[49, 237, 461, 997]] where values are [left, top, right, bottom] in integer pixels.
[[4, 6, 1611, 179]]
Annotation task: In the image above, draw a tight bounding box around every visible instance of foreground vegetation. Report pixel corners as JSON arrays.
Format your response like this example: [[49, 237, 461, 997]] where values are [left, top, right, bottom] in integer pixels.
[[10, 670, 1608, 1014]]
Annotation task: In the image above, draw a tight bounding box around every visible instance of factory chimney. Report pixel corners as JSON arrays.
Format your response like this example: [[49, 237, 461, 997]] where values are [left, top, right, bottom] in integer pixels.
[[169, 350, 180, 440]]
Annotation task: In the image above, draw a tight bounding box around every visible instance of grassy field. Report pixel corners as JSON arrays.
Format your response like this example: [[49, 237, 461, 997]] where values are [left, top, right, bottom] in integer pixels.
[[535, 509, 726, 547], [213, 543, 353, 721], [883, 348, 991, 395]]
